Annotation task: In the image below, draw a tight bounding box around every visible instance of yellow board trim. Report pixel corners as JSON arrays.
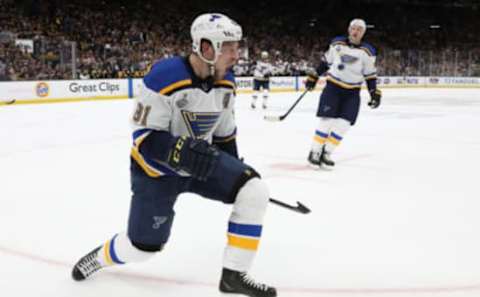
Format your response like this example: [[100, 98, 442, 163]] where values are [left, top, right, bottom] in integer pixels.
[[227, 234, 259, 251], [0, 95, 126, 106], [103, 240, 114, 266], [159, 79, 192, 95]]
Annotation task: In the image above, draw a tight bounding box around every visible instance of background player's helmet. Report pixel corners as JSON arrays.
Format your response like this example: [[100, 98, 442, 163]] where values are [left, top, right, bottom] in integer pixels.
[[349, 19, 367, 31], [191, 13, 243, 65], [261, 51, 269, 59]]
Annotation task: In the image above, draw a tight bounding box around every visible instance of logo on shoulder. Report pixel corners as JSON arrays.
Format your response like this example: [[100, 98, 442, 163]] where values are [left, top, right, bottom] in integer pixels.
[[36, 82, 49, 97], [176, 94, 189, 108]]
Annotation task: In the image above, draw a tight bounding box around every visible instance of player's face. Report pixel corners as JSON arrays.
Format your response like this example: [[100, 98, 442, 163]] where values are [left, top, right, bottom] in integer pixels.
[[348, 25, 365, 44], [216, 41, 240, 70]]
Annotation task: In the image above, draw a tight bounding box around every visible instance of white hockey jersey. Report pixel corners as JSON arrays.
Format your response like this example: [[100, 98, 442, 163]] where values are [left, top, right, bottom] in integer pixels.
[[323, 36, 377, 89], [253, 60, 274, 81], [130, 56, 237, 177]]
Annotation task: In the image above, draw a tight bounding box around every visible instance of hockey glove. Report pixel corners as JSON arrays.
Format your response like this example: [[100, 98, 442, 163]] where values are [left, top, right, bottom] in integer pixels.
[[167, 136, 220, 181], [368, 89, 382, 109], [305, 72, 319, 90]]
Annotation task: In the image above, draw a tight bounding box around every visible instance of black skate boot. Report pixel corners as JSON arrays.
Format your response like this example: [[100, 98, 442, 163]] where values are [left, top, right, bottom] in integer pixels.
[[320, 149, 335, 167], [308, 150, 322, 167], [72, 246, 104, 281], [219, 268, 277, 297]]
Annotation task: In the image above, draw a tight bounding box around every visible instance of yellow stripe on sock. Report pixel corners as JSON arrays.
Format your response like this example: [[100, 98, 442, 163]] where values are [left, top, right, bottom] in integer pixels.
[[227, 234, 259, 251], [103, 240, 114, 266], [328, 136, 340, 146], [314, 135, 327, 144]]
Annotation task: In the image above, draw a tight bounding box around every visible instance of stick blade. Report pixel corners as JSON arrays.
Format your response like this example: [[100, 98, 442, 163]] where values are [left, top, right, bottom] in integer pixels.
[[264, 115, 281, 122], [296, 201, 311, 214]]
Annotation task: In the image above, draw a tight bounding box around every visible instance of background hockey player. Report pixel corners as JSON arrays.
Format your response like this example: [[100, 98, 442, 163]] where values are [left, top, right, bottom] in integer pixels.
[[71, 13, 276, 297], [305, 18, 382, 168], [251, 51, 274, 109]]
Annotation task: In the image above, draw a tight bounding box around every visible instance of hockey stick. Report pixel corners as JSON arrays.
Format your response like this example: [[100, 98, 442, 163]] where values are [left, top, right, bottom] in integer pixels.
[[264, 89, 309, 122], [269, 198, 311, 214]]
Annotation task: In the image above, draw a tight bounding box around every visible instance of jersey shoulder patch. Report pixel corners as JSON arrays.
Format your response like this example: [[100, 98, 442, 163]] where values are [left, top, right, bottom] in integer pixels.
[[143, 57, 192, 95], [360, 41, 377, 56]]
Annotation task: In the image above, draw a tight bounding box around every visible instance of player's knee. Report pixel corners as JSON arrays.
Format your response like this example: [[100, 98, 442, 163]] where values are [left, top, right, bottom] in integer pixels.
[[131, 241, 165, 253], [233, 177, 269, 221]]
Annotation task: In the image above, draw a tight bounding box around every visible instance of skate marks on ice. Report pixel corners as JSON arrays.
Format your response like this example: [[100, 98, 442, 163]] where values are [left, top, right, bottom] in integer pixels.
[[3, 244, 480, 296], [261, 153, 380, 173]]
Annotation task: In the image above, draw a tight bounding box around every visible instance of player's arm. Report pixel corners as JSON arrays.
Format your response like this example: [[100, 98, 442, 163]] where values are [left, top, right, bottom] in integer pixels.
[[131, 84, 218, 181], [212, 95, 239, 159], [363, 46, 381, 109], [305, 44, 331, 90]]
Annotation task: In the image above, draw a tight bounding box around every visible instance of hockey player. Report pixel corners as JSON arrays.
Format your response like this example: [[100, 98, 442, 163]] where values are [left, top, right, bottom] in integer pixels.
[[251, 51, 274, 109], [71, 13, 276, 297], [305, 19, 381, 168]]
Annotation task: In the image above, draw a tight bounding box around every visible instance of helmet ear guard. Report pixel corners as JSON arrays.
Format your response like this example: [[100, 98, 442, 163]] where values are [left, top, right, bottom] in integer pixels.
[[191, 13, 243, 65]]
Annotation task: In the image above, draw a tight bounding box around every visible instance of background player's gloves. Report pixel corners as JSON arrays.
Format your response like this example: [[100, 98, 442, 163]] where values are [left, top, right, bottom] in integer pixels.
[[305, 72, 319, 90], [167, 136, 219, 181], [368, 89, 382, 109]]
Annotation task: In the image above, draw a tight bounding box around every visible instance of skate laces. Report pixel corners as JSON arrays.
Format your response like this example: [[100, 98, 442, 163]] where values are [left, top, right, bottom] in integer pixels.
[[77, 249, 102, 277], [240, 272, 269, 291]]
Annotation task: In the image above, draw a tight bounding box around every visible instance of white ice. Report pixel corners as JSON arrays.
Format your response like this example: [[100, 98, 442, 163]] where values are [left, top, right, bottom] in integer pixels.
[[1, 88, 480, 297]]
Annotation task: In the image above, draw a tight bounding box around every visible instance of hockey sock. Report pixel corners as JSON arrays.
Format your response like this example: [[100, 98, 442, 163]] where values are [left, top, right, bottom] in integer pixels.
[[252, 93, 259, 103], [262, 90, 269, 105], [324, 118, 351, 153], [223, 178, 269, 272], [97, 232, 155, 266], [311, 117, 334, 152]]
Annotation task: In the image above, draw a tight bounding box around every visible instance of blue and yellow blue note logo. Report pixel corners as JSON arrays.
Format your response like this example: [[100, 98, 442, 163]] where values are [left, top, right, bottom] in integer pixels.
[[181, 111, 221, 138]]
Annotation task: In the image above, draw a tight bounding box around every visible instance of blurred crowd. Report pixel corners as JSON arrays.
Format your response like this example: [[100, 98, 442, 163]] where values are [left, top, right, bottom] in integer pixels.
[[1, 0, 479, 81]]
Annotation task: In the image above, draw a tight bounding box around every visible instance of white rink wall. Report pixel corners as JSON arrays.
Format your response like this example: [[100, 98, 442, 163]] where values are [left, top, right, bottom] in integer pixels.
[[1, 76, 480, 105]]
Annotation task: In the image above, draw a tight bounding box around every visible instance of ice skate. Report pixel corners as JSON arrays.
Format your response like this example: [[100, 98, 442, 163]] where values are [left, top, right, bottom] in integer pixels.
[[219, 268, 277, 297]]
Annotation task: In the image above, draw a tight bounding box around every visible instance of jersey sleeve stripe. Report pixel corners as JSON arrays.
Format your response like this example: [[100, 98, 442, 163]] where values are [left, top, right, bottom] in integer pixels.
[[159, 79, 192, 95], [360, 47, 374, 56], [214, 80, 235, 89]]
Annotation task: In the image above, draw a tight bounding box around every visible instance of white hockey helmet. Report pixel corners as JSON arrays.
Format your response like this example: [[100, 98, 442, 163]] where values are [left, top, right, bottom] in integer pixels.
[[261, 51, 269, 58], [349, 18, 367, 32], [191, 13, 243, 65]]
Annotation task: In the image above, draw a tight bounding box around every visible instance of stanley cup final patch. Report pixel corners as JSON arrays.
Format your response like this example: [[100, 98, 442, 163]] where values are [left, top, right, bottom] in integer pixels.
[[176, 94, 189, 109]]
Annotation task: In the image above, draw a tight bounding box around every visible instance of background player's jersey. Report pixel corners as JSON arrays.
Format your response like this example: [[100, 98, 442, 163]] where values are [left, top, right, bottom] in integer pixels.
[[130, 56, 237, 177], [323, 36, 377, 89], [253, 60, 274, 81]]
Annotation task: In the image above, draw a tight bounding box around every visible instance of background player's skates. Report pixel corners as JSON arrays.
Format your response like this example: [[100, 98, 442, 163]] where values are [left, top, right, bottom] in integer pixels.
[[308, 148, 335, 168], [219, 268, 277, 297], [320, 149, 335, 167], [308, 150, 322, 167], [71, 246, 105, 281]]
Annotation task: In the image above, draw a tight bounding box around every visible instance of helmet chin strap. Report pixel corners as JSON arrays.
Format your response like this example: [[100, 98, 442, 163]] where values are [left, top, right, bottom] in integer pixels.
[[198, 48, 221, 76]]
